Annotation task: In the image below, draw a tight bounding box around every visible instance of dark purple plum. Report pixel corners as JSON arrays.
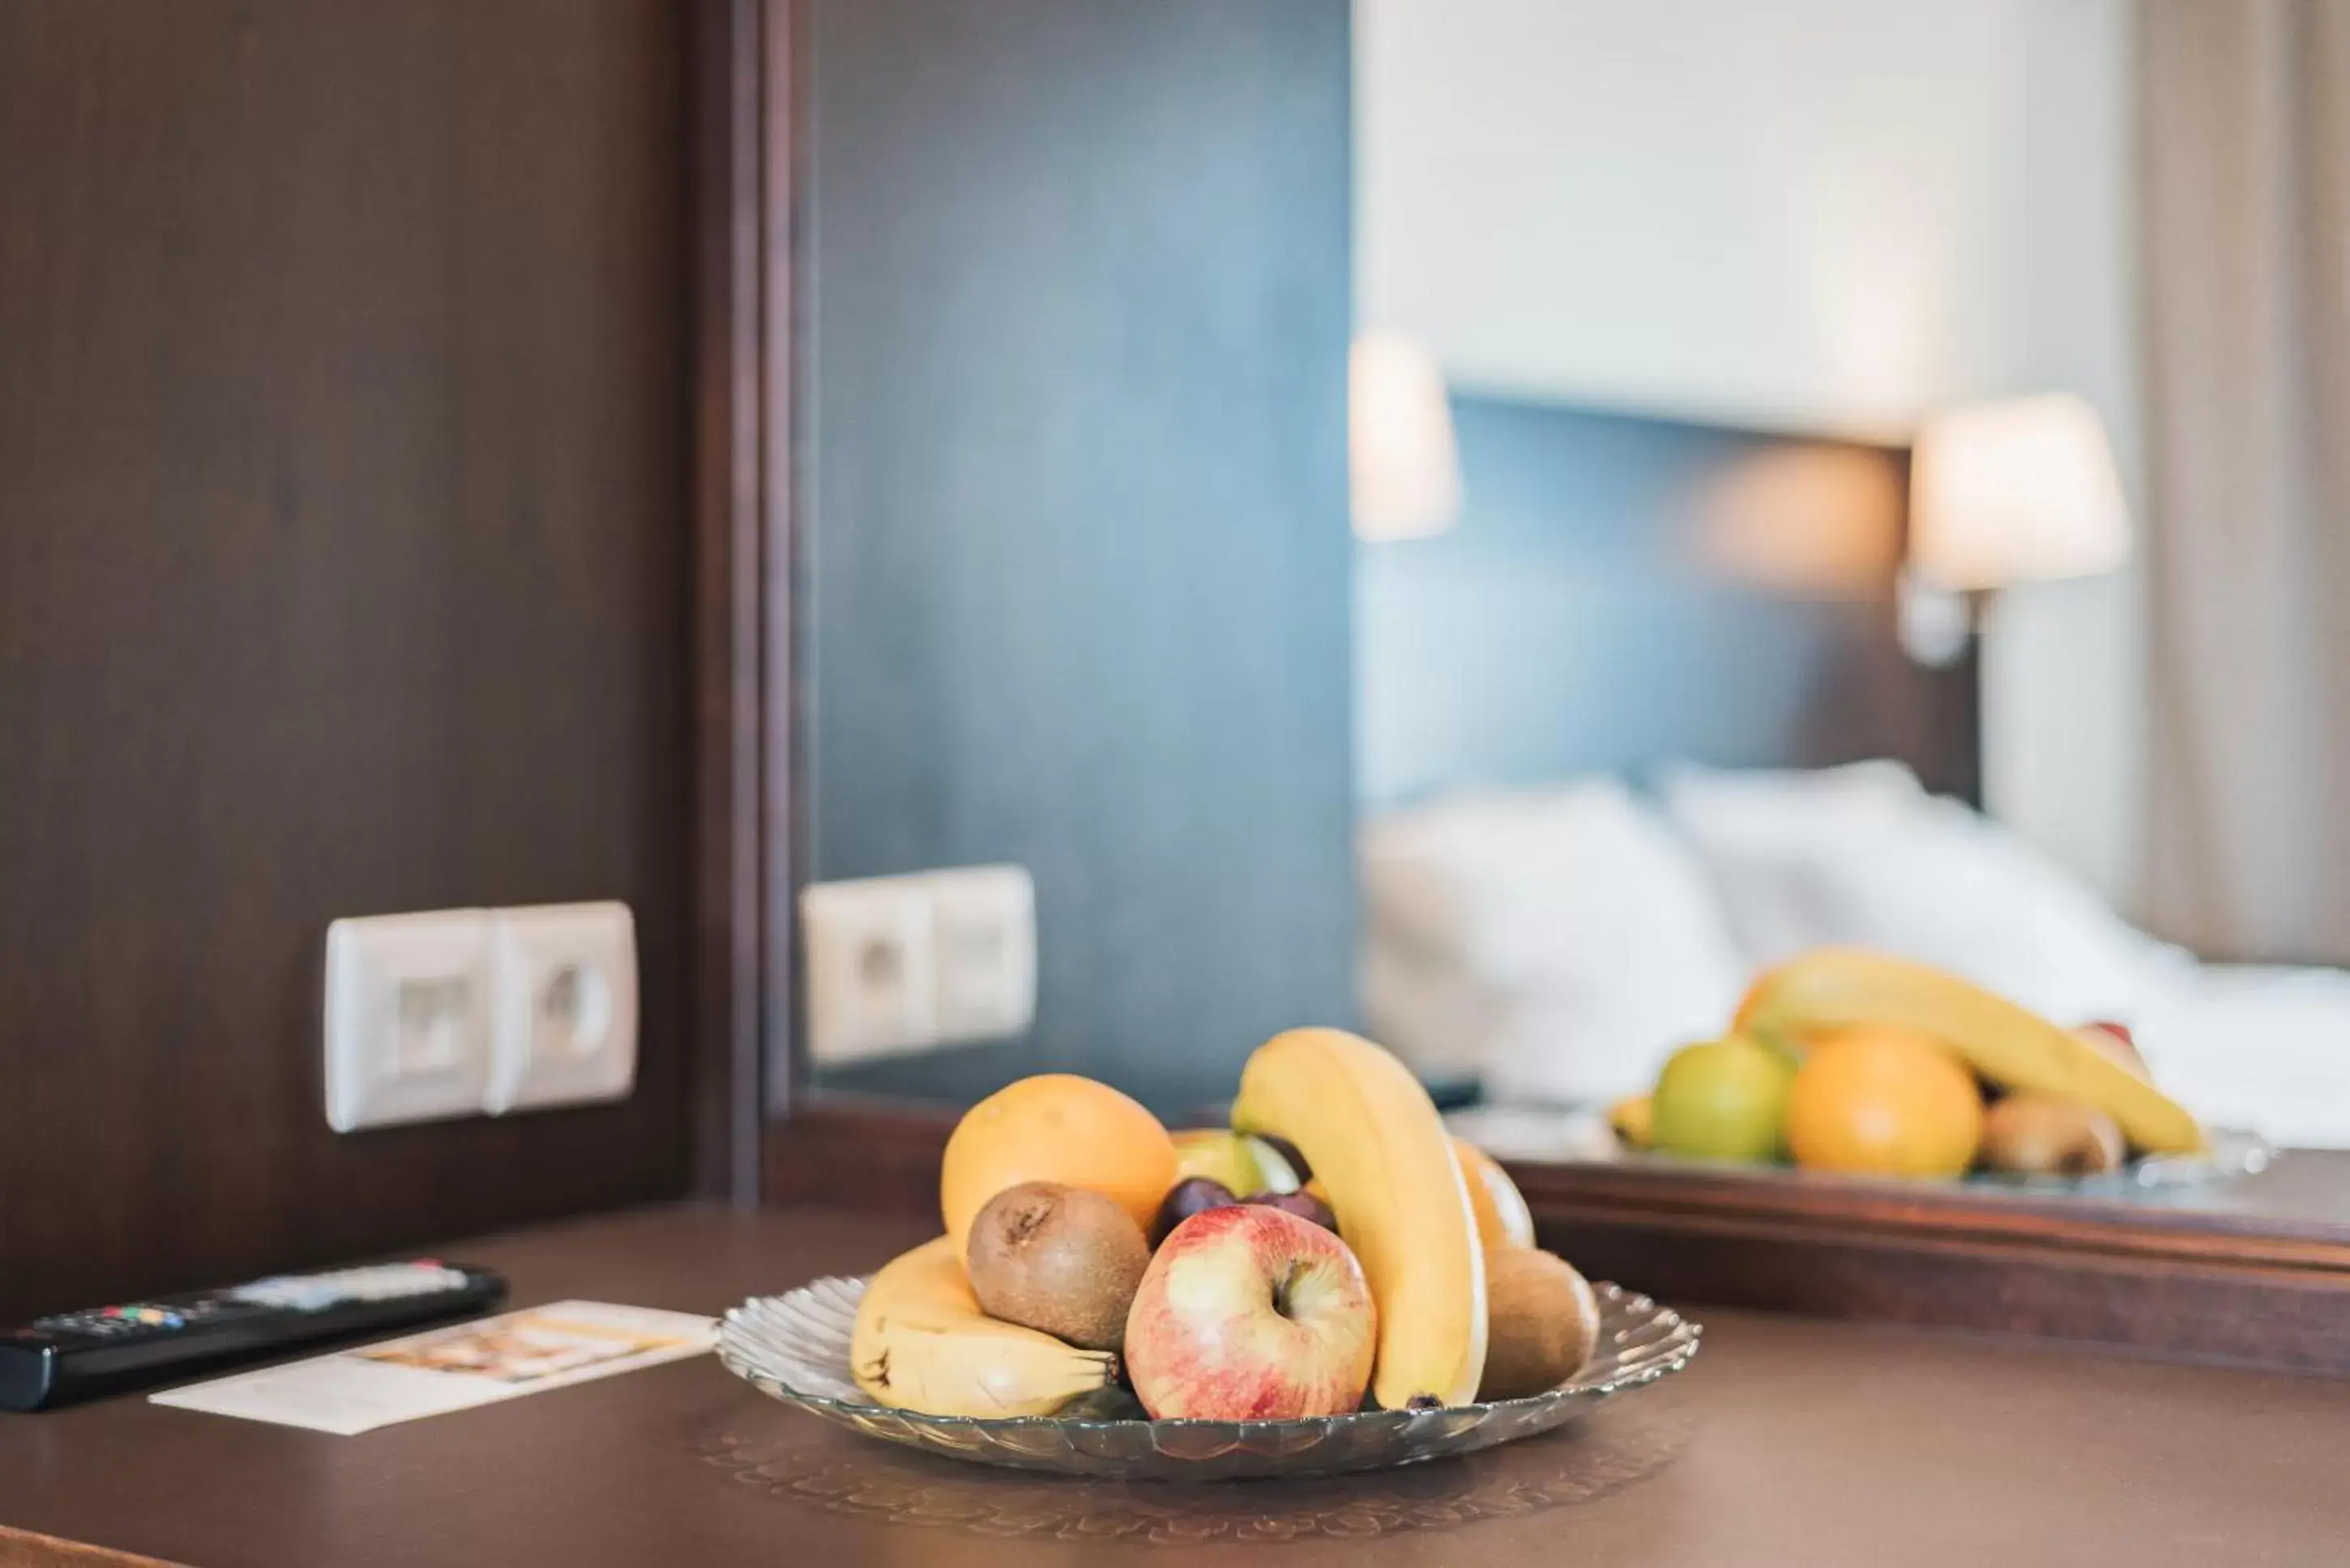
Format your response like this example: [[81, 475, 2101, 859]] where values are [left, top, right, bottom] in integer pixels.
[[1241, 1189, 1338, 1235], [1152, 1176, 1237, 1245]]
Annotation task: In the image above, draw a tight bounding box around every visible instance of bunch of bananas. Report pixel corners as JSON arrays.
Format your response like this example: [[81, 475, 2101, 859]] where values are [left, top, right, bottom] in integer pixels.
[[848, 1237, 1118, 1418]]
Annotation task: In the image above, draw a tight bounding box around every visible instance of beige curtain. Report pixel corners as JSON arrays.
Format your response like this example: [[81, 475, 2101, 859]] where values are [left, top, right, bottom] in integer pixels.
[[2141, 0, 2350, 962]]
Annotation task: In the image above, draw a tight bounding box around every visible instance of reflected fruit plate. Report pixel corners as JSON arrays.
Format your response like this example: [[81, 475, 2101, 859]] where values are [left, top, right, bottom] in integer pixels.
[[718, 1274, 1699, 1480], [1446, 1105, 2271, 1194]]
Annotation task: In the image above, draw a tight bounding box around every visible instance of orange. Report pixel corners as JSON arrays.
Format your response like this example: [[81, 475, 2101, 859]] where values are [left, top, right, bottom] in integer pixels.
[[1455, 1138, 1536, 1249], [1784, 1028, 1984, 1178], [940, 1075, 1177, 1259]]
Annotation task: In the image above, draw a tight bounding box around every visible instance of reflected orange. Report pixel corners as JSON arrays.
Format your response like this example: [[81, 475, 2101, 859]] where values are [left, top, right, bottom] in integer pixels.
[[1784, 1028, 1982, 1178]]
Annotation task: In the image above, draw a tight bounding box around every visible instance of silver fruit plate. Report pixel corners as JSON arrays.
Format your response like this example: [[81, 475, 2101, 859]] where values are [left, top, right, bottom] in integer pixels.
[[718, 1275, 1700, 1480]]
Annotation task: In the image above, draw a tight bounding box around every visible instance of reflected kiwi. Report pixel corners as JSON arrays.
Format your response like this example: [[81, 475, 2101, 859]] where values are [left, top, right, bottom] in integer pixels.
[[1980, 1094, 2126, 1176], [966, 1181, 1152, 1351]]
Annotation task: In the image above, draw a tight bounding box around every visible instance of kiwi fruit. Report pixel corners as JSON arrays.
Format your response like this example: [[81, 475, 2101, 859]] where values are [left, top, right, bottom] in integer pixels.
[[1980, 1094, 2126, 1176], [966, 1181, 1152, 1350], [1479, 1247, 1601, 1401]]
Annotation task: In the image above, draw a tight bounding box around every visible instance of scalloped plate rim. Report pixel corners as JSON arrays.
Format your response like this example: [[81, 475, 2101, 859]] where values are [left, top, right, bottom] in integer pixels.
[[717, 1274, 1701, 1440]]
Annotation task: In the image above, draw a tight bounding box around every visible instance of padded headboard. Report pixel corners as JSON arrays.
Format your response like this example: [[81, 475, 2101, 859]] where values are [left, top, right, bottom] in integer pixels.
[[1356, 395, 1978, 810]]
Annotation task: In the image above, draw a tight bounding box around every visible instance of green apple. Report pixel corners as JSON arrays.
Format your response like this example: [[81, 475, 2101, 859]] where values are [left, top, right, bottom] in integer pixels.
[[1170, 1130, 1300, 1195], [1650, 1036, 1797, 1163]]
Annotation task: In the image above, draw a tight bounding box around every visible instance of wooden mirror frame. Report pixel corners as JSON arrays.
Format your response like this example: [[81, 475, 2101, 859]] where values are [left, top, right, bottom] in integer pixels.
[[689, 0, 965, 1219], [690, 0, 2350, 1373]]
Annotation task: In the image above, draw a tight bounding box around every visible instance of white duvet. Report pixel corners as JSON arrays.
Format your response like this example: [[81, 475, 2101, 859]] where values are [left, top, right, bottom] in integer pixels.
[[2126, 965, 2350, 1150], [1360, 763, 2350, 1147]]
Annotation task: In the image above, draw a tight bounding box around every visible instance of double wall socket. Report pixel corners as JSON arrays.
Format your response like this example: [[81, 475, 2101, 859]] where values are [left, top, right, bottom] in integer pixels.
[[324, 902, 637, 1132], [803, 865, 1036, 1066]]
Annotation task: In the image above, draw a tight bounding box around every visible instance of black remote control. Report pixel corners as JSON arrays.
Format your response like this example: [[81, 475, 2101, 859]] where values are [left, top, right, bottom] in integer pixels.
[[0, 1259, 509, 1411]]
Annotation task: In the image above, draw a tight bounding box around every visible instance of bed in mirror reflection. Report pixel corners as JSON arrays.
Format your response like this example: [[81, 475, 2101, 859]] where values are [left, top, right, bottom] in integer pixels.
[[784, 0, 2348, 1225]]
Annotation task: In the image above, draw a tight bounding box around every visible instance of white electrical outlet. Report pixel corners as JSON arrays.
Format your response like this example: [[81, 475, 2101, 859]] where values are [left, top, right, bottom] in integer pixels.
[[801, 865, 1036, 1064], [323, 909, 494, 1131], [802, 875, 938, 1065], [929, 865, 1037, 1045], [485, 901, 638, 1114]]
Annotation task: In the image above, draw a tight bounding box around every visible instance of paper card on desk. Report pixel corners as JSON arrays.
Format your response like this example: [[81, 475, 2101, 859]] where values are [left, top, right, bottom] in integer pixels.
[[149, 1301, 717, 1435]]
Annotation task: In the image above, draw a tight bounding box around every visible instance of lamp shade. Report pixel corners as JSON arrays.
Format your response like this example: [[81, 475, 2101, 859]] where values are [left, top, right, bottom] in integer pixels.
[[1908, 393, 2130, 591], [1351, 331, 1462, 541]]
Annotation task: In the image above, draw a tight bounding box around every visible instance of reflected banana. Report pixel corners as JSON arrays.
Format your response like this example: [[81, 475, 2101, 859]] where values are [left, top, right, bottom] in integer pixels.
[[1737, 948, 2204, 1155]]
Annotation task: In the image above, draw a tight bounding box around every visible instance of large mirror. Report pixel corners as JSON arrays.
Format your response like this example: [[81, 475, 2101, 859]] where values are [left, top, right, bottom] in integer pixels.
[[788, 0, 2348, 1204]]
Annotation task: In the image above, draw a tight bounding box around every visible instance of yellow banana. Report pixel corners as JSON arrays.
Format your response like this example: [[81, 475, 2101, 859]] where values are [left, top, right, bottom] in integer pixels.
[[1736, 948, 2205, 1155], [1607, 1093, 1655, 1150], [1230, 1028, 1487, 1409], [850, 1237, 1117, 1417]]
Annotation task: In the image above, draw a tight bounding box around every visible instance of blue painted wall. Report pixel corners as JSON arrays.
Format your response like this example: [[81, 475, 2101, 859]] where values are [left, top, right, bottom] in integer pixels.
[[803, 0, 1357, 1114], [1358, 395, 1972, 809]]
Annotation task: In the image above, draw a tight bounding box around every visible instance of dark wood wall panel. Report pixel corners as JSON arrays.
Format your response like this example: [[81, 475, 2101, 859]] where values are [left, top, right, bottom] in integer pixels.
[[0, 0, 691, 1318]]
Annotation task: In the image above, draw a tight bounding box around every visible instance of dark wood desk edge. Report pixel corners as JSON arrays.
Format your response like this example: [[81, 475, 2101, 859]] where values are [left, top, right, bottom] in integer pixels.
[[1505, 1156, 2350, 1258], [764, 1104, 2350, 1373]]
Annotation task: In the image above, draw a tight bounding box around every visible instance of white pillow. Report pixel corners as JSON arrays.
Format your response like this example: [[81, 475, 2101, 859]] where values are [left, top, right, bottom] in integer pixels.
[[1357, 780, 1750, 1101], [1656, 760, 1929, 961], [1659, 758, 1929, 822], [1361, 924, 1736, 1104], [1662, 763, 2190, 1023], [1360, 779, 1747, 997]]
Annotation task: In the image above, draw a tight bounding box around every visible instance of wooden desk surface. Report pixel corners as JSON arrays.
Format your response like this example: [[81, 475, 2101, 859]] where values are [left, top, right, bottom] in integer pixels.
[[2, 1203, 2344, 1567]]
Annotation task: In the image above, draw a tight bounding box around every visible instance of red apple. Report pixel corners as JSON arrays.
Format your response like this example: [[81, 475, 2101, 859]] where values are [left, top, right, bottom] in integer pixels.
[[1122, 1203, 1376, 1420]]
